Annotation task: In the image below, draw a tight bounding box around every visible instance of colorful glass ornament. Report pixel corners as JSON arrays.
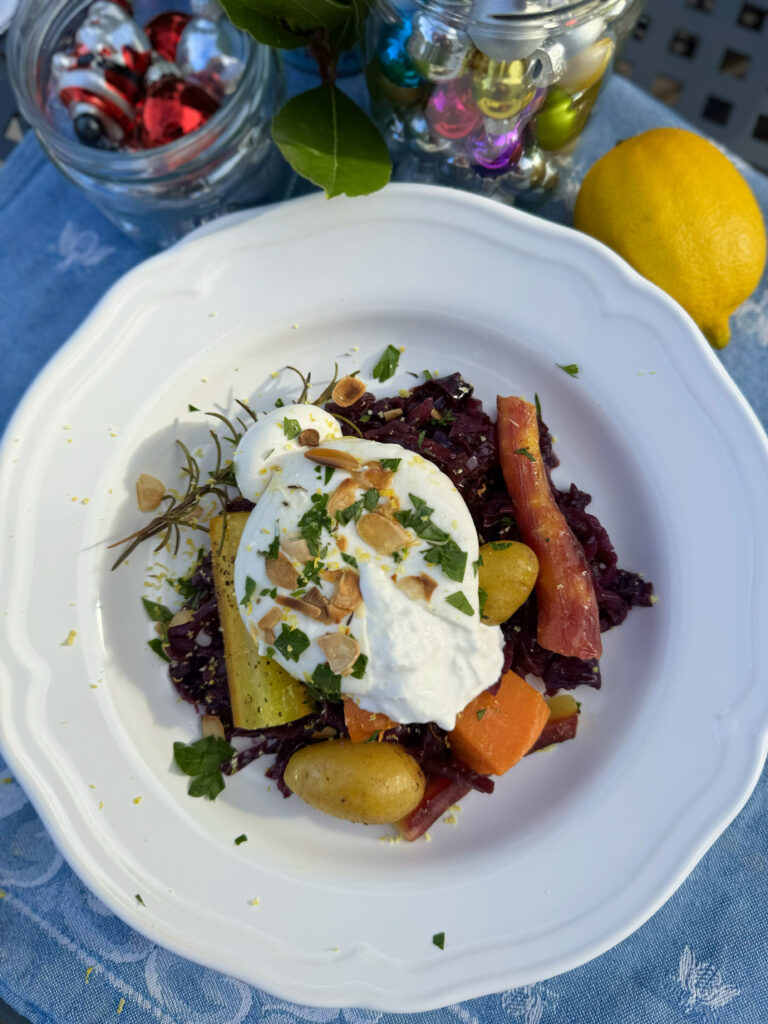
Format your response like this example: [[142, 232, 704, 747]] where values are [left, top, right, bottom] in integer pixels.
[[559, 36, 614, 93], [425, 77, 482, 140], [560, 16, 606, 58], [176, 16, 244, 99], [404, 109, 451, 154], [76, 1, 152, 78], [376, 19, 423, 88], [138, 77, 219, 148], [467, 125, 523, 172], [470, 54, 535, 120], [533, 81, 601, 151], [406, 11, 470, 83], [367, 58, 424, 111], [144, 11, 192, 63]]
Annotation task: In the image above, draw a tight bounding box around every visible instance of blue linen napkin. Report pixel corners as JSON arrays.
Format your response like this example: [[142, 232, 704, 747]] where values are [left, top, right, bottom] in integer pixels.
[[1, 75, 767, 1024]]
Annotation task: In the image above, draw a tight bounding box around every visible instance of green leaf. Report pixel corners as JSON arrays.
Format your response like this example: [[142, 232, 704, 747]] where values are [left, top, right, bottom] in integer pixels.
[[283, 417, 301, 440], [350, 652, 368, 679], [446, 591, 474, 616], [365, 730, 380, 743], [173, 736, 235, 802], [308, 663, 342, 702], [188, 404, 199, 412], [478, 587, 488, 619], [341, 552, 358, 568], [380, 458, 401, 471], [135, 894, 146, 906], [142, 598, 173, 623], [432, 932, 445, 950], [556, 363, 580, 378], [423, 539, 467, 583], [272, 85, 391, 199], [514, 447, 536, 462], [274, 624, 311, 663], [372, 344, 401, 383], [147, 638, 170, 661], [234, 833, 248, 845], [476, 708, 487, 721], [362, 488, 380, 511], [299, 492, 332, 556], [219, 0, 310, 47], [491, 542, 513, 550], [188, 772, 226, 800], [238, 0, 350, 31], [534, 392, 542, 420], [240, 576, 257, 607], [324, 466, 335, 486]]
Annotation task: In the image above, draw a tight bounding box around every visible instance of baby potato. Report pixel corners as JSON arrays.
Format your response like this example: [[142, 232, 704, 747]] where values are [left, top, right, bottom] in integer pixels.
[[478, 541, 539, 625], [285, 739, 426, 825]]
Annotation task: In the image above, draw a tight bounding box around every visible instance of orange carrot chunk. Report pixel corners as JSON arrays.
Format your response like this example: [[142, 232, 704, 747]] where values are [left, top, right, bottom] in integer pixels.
[[496, 395, 602, 661], [448, 670, 550, 776], [343, 698, 396, 743]]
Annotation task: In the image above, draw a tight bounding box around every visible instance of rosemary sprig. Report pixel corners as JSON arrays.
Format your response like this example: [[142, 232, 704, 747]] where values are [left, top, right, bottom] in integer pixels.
[[286, 363, 340, 407]]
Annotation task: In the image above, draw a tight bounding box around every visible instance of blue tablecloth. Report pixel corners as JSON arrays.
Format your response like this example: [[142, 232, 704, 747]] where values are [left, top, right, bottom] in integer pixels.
[[1, 74, 767, 1024]]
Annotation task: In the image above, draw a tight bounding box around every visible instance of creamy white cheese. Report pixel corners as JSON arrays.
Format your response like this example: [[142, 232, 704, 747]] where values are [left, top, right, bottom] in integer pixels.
[[233, 410, 504, 731]]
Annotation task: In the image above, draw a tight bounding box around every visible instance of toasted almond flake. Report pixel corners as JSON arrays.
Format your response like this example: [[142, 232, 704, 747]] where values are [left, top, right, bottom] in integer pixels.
[[337, 535, 348, 552], [331, 570, 362, 612], [297, 428, 320, 447], [168, 609, 195, 629], [258, 606, 282, 632], [136, 473, 165, 512], [304, 448, 362, 472], [354, 461, 394, 491], [202, 715, 225, 739], [282, 535, 312, 563], [265, 550, 299, 590], [326, 603, 350, 624], [331, 376, 366, 407], [317, 633, 360, 675], [302, 586, 333, 624], [327, 477, 360, 519], [356, 513, 412, 555], [381, 408, 403, 422], [276, 594, 323, 619], [396, 573, 438, 603]]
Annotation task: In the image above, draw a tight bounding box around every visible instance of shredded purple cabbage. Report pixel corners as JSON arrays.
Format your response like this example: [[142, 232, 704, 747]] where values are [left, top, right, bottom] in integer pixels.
[[164, 373, 653, 794]]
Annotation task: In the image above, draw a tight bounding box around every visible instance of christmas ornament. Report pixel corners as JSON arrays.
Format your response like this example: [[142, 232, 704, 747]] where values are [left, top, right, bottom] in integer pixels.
[[559, 36, 614, 94], [76, 1, 152, 77], [404, 109, 451, 154], [533, 81, 600, 151], [483, 86, 544, 135], [561, 16, 605, 58], [468, 0, 546, 61], [367, 58, 424, 111], [425, 77, 482, 140], [138, 77, 219, 148], [526, 40, 567, 90], [376, 20, 423, 89], [145, 11, 192, 62], [497, 145, 553, 192], [406, 11, 470, 82], [176, 16, 244, 100], [467, 125, 523, 172], [470, 55, 535, 120]]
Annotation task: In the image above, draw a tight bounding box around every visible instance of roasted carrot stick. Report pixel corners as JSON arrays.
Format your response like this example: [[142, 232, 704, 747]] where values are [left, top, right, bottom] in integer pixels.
[[496, 396, 602, 661]]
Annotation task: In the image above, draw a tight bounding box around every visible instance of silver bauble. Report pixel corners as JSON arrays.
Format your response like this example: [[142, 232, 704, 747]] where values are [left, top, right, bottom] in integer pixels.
[[406, 11, 471, 83], [176, 16, 244, 100]]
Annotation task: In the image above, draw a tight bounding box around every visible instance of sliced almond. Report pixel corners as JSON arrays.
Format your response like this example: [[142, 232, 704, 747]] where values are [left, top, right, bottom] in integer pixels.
[[353, 461, 394, 491], [356, 512, 411, 556], [276, 594, 323, 619], [331, 376, 366, 408], [328, 477, 360, 519], [381, 408, 403, 423], [136, 473, 165, 512], [202, 714, 225, 739], [258, 606, 281, 632], [304, 448, 362, 472], [318, 632, 360, 676], [265, 550, 299, 590], [282, 535, 312, 564], [331, 570, 362, 612], [396, 573, 438, 603], [168, 608, 195, 630], [302, 586, 333, 624], [337, 535, 348, 553], [297, 428, 320, 447]]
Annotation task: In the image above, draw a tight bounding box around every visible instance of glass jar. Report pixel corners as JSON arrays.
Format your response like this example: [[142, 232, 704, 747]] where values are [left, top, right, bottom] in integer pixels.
[[9, 0, 290, 248], [365, 0, 643, 202]]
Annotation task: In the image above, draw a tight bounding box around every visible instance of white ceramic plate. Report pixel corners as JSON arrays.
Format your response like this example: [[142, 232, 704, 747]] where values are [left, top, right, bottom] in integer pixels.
[[1, 185, 767, 1012]]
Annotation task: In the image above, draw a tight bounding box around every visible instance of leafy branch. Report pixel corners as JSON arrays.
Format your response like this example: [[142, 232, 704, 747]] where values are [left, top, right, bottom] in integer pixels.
[[220, 0, 391, 197]]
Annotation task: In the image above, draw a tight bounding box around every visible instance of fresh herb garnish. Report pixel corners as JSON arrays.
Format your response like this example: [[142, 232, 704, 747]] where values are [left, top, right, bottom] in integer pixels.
[[336, 488, 380, 526], [283, 417, 301, 440], [240, 576, 257, 607], [359, 413, 371, 423], [147, 638, 170, 661], [395, 494, 468, 582], [350, 653, 368, 679], [534, 393, 542, 420], [432, 932, 445, 950], [424, 539, 467, 582], [298, 559, 322, 586], [260, 587, 278, 599], [173, 735, 235, 801], [491, 542, 513, 550], [142, 598, 173, 623], [417, 430, 426, 448], [446, 591, 474, 616], [341, 552, 358, 568], [557, 363, 580, 378], [188, 404, 199, 412], [135, 894, 146, 906], [274, 624, 311, 663], [380, 458, 401, 471], [478, 587, 488, 619], [365, 730, 380, 743], [307, 663, 342, 703], [476, 708, 487, 721], [324, 466, 335, 485], [234, 834, 248, 846], [372, 344, 401, 382], [423, 369, 434, 380], [514, 447, 536, 462], [274, 397, 285, 408], [472, 556, 483, 574], [298, 492, 332, 556]]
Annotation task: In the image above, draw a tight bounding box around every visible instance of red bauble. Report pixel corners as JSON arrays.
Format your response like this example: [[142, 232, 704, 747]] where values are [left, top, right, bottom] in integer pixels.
[[144, 11, 192, 62], [138, 78, 219, 148]]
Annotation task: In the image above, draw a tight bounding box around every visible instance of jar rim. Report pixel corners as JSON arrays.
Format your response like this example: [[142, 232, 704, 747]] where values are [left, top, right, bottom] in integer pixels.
[[409, 0, 626, 31], [8, 0, 269, 181]]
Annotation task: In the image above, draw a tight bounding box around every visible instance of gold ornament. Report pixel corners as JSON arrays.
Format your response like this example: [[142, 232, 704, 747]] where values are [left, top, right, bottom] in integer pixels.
[[559, 37, 614, 94], [470, 55, 535, 120]]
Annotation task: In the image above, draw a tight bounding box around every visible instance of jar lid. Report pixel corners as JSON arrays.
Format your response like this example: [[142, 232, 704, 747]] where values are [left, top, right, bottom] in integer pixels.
[[468, 0, 614, 18]]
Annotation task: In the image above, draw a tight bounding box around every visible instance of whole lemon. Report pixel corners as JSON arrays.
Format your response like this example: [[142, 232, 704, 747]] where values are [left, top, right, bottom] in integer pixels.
[[574, 128, 766, 348]]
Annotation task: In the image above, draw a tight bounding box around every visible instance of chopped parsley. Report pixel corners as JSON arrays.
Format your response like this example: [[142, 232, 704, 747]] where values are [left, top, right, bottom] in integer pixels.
[[372, 344, 401, 382], [274, 624, 311, 663], [380, 458, 401, 472], [298, 559, 322, 586], [298, 492, 332, 556], [307, 663, 342, 703], [274, 397, 285, 408], [423, 369, 434, 380], [258, 533, 280, 560], [142, 598, 173, 623], [514, 447, 536, 462], [341, 552, 358, 568], [534, 392, 542, 420], [283, 417, 301, 439], [491, 542, 513, 550], [476, 708, 487, 721], [240, 576, 257, 607], [432, 932, 445, 950], [135, 894, 146, 906], [446, 591, 474, 616], [472, 556, 483, 574], [478, 587, 488, 619], [147, 638, 169, 661], [336, 488, 380, 526], [188, 404, 199, 412], [350, 653, 368, 679], [324, 466, 335, 486], [359, 413, 371, 423], [234, 834, 248, 846], [395, 494, 468, 583], [173, 735, 235, 801], [365, 730, 381, 743], [417, 429, 426, 448], [557, 363, 579, 378], [260, 587, 277, 599]]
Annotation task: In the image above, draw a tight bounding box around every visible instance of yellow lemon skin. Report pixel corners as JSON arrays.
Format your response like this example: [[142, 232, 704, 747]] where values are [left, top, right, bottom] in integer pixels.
[[574, 128, 766, 348]]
